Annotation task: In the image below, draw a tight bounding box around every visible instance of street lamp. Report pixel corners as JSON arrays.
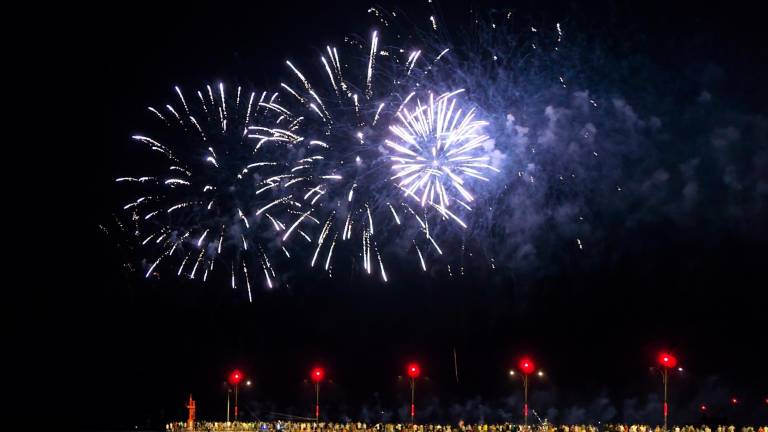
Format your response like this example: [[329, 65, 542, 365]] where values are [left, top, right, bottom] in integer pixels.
[[310, 367, 325, 421], [229, 369, 244, 422], [656, 352, 678, 431], [406, 362, 421, 424], [509, 357, 542, 429], [520, 357, 535, 429]]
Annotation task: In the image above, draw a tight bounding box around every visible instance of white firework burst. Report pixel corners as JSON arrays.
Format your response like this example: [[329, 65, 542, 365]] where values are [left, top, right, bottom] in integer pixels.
[[387, 89, 499, 226], [116, 83, 299, 299], [246, 30, 481, 278]]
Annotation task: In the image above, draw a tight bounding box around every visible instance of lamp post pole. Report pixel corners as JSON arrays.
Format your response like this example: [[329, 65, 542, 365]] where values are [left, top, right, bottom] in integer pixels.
[[234, 382, 239, 421], [406, 362, 421, 425], [228, 370, 244, 423], [410, 376, 416, 424], [656, 352, 678, 432], [662, 366, 669, 431], [310, 367, 325, 421], [226, 389, 230, 423], [523, 373, 529, 428]]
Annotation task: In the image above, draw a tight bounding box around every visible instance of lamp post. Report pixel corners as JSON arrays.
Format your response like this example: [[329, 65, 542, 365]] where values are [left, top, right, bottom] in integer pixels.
[[229, 369, 244, 422], [406, 362, 421, 424], [226, 388, 231, 423], [310, 367, 325, 421], [656, 352, 678, 431], [517, 357, 536, 429]]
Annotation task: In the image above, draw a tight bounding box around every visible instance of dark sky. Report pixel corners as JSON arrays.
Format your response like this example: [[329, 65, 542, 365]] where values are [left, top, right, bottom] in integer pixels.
[[46, 0, 768, 429]]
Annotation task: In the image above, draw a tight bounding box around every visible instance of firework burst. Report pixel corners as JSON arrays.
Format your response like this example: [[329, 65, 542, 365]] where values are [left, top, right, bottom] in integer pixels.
[[387, 89, 499, 223], [116, 83, 300, 300], [110, 5, 586, 287], [248, 30, 499, 279]]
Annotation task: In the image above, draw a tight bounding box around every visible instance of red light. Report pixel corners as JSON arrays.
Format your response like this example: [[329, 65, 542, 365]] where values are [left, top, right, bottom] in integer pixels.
[[731, 397, 738, 405], [229, 369, 244, 385], [519, 357, 536, 375], [310, 367, 325, 383], [406, 362, 421, 378], [657, 352, 678, 369], [700, 404, 707, 412]]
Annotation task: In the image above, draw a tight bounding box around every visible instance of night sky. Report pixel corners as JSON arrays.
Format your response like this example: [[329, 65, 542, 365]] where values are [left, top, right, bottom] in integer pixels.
[[49, 1, 768, 429]]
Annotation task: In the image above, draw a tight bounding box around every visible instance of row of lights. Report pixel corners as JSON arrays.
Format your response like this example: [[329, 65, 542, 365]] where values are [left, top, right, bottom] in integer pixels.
[[226, 358, 541, 424], [222, 353, 764, 423]]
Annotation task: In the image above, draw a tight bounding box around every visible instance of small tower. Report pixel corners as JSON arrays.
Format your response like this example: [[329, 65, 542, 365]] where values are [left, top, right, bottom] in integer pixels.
[[185, 394, 196, 430]]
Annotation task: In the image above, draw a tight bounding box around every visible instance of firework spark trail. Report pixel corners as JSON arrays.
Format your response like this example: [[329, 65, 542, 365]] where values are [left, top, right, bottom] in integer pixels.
[[116, 83, 305, 299]]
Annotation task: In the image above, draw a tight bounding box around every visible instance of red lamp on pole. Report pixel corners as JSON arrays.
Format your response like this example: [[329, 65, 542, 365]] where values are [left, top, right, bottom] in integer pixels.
[[228, 370, 244, 421], [228, 369, 244, 422], [406, 362, 421, 424], [310, 367, 325, 421], [518, 357, 536, 429], [656, 352, 678, 431]]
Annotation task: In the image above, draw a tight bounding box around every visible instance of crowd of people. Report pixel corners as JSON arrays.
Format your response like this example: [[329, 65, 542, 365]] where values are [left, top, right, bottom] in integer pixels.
[[166, 421, 767, 432]]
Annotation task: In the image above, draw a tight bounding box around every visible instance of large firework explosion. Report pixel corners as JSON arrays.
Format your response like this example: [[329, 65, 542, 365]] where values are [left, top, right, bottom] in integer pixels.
[[115, 84, 303, 299], [247, 29, 499, 281], [110, 5, 621, 293]]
